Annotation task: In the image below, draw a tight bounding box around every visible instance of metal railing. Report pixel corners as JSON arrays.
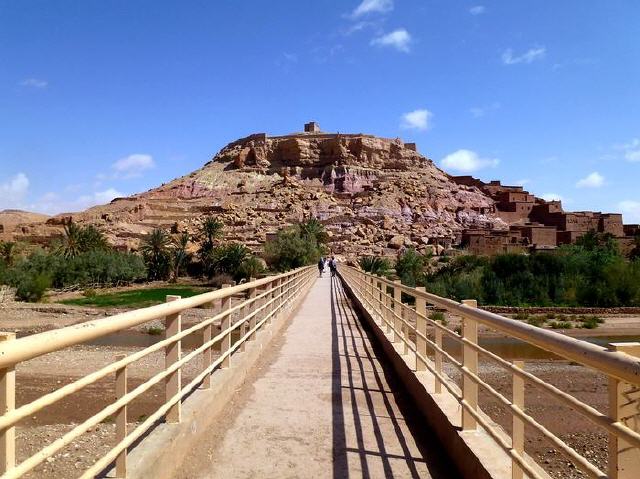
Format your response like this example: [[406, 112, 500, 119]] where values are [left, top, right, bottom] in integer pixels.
[[339, 266, 640, 479], [0, 266, 315, 478]]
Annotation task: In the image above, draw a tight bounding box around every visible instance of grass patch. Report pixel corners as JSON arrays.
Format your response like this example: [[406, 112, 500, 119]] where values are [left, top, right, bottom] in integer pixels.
[[58, 286, 207, 308], [146, 326, 164, 336], [550, 321, 573, 329], [526, 316, 546, 328]]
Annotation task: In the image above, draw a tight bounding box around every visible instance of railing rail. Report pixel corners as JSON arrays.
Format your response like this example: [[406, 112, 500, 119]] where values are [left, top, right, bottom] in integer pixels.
[[339, 265, 640, 479], [0, 266, 315, 478]]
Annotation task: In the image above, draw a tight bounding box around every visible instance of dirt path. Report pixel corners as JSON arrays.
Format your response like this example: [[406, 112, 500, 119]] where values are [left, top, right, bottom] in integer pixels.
[[178, 275, 457, 479]]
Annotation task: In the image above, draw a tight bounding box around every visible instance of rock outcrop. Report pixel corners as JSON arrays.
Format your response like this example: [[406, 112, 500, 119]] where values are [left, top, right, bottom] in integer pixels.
[[5, 126, 500, 258]]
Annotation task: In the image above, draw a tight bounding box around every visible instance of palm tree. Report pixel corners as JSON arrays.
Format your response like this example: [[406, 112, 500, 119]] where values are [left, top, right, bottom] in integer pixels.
[[141, 228, 171, 280], [59, 221, 109, 258], [359, 256, 391, 277], [170, 232, 190, 282], [299, 218, 328, 245], [0, 241, 17, 267], [60, 221, 83, 258], [200, 217, 223, 248]]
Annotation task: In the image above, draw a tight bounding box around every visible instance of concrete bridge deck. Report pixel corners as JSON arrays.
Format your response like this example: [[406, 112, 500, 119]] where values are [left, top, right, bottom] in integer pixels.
[[176, 275, 457, 478]]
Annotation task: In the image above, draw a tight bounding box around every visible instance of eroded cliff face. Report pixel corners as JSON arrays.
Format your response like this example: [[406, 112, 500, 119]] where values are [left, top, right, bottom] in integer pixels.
[[9, 131, 499, 258]]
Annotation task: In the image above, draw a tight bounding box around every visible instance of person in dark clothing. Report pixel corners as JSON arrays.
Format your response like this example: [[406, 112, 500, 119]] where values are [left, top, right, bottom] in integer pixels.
[[317, 257, 325, 277], [329, 256, 337, 277]]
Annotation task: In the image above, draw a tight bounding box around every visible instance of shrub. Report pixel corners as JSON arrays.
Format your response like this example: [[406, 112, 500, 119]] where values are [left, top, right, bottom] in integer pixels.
[[237, 256, 266, 281], [550, 321, 573, 329], [514, 312, 530, 321], [13, 272, 51, 302], [83, 288, 97, 297], [264, 226, 322, 272], [545, 312, 556, 320], [146, 326, 164, 336], [526, 316, 545, 327]]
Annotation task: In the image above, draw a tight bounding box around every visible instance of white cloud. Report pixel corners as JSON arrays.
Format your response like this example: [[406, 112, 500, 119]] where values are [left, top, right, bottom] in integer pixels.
[[20, 78, 48, 89], [576, 171, 605, 188], [469, 102, 500, 118], [0, 173, 30, 209], [469, 5, 485, 15], [28, 187, 125, 215], [619, 200, 640, 223], [541, 193, 563, 202], [514, 179, 530, 186], [440, 149, 499, 173], [79, 188, 124, 205], [351, 0, 393, 17], [618, 138, 640, 162], [401, 109, 433, 131], [502, 46, 546, 65], [371, 29, 411, 53], [112, 154, 155, 179]]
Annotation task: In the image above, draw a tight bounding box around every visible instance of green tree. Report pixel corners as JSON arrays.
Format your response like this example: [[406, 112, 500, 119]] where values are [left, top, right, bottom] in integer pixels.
[[300, 218, 328, 245], [237, 256, 266, 281], [0, 241, 18, 267], [209, 243, 250, 279], [264, 226, 322, 272], [170, 232, 191, 283], [198, 217, 224, 278], [58, 221, 109, 258], [358, 256, 391, 277], [141, 228, 171, 280], [395, 249, 427, 287]]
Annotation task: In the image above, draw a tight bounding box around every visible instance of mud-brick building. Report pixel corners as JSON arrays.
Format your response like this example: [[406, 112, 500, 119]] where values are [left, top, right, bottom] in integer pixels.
[[452, 176, 634, 255]]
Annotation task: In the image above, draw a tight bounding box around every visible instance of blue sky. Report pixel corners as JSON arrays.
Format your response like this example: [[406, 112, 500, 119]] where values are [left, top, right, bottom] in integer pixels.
[[1, 0, 639, 221]]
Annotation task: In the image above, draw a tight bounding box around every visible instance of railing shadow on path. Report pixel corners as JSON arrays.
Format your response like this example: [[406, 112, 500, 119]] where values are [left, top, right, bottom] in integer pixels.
[[330, 275, 460, 479]]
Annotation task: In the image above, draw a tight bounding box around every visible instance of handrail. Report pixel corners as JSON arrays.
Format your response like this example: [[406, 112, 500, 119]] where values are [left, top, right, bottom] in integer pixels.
[[0, 268, 302, 369], [359, 269, 640, 385], [0, 265, 316, 478], [339, 265, 640, 479]]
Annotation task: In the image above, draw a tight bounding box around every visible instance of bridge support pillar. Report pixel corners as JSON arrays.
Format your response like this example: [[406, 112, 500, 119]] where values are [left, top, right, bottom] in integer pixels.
[[461, 299, 478, 431], [0, 332, 16, 474], [608, 342, 640, 479], [165, 295, 182, 424]]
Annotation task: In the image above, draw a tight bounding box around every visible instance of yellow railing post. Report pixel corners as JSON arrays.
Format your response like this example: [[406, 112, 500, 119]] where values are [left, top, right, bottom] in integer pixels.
[[115, 354, 128, 478], [248, 279, 257, 341], [435, 324, 443, 394], [462, 299, 478, 431], [0, 332, 16, 474], [221, 284, 231, 369], [608, 342, 640, 479], [271, 278, 280, 323], [512, 360, 525, 479], [164, 295, 181, 423], [393, 280, 402, 344], [415, 287, 427, 372], [201, 319, 212, 388]]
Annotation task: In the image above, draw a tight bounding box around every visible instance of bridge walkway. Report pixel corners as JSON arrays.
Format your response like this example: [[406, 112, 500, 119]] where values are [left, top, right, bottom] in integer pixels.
[[177, 275, 457, 478]]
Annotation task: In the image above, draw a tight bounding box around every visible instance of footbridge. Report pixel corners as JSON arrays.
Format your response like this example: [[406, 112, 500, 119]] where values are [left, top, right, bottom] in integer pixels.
[[1, 267, 639, 478]]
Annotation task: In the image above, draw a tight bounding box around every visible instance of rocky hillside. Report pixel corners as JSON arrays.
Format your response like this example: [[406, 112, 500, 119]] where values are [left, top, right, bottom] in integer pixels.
[[6, 126, 500, 258]]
